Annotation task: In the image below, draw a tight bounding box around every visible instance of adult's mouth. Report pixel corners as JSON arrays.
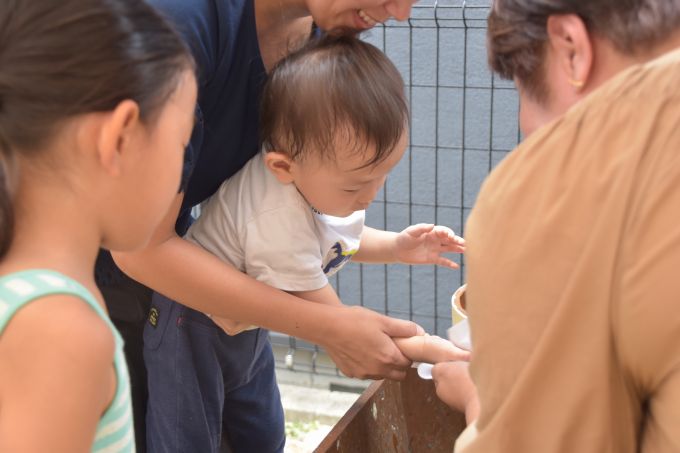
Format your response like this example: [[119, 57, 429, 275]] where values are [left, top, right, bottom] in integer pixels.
[[356, 9, 380, 28]]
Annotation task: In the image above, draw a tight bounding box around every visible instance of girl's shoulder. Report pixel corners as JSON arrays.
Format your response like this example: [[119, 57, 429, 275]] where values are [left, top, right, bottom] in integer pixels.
[[0, 293, 116, 451], [1, 291, 115, 371], [0, 269, 116, 391]]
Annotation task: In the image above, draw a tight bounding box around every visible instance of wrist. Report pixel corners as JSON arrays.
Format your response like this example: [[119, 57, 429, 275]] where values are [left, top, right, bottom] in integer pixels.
[[303, 302, 345, 346], [389, 231, 401, 263]]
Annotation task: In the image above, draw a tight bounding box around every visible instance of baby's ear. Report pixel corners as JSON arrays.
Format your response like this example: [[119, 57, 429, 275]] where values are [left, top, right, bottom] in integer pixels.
[[263, 151, 295, 184]]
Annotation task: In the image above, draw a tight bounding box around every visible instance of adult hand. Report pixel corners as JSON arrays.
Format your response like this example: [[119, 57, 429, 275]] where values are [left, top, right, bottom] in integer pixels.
[[320, 306, 422, 380], [209, 314, 253, 336], [432, 361, 480, 424], [394, 334, 471, 364], [394, 224, 465, 269]]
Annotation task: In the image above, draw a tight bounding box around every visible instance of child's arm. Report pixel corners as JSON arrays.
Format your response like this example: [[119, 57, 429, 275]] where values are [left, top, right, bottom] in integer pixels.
[[0, 296, 115, 451], [114, 193, 420, 380], [432, 361, 480, 424], [353, 224, 465, 268], [393, 334, 470, 364]]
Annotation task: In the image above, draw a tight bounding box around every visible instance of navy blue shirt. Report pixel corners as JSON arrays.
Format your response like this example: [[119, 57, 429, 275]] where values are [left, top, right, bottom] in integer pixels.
[[153, 0, 266, 235], [96, 0, 266, 286]]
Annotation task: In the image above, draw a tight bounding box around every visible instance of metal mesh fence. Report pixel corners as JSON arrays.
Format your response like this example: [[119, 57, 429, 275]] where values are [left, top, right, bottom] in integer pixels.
[[272, 0, 521, 382]]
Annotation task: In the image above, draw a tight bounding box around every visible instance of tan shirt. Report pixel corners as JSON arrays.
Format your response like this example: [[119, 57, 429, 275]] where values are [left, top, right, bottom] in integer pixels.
[[462, 47, 680, 453]]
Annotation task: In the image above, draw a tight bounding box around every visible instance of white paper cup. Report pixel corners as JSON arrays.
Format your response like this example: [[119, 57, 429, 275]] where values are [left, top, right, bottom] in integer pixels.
[[451, 283, 467, 325], [449, 284, 471, 351]]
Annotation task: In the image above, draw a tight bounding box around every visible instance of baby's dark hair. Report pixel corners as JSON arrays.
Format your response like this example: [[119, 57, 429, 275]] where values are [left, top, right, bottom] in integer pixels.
[[0, 0, 195, 257], [260, 35, 408, 166]]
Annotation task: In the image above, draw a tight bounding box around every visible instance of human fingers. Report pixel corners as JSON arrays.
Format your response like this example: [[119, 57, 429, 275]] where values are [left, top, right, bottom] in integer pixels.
[[211, 316, 247, 335], [431, 362, 473, 411], [380, 312, 423, 341], [431, 361, 449, 381], [433, 225, 465, 245], [404, 223, 435, 238], [435, 256, 460, 269], [325, 307, 414, 378], [431, 361, 471, 385], [439, 243, 466, 254], [421, 335, 470, 363], [336, 344, 409, 379]]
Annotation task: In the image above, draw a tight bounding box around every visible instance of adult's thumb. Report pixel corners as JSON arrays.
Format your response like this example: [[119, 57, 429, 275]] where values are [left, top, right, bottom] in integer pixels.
[[383, 315, 423, 337]]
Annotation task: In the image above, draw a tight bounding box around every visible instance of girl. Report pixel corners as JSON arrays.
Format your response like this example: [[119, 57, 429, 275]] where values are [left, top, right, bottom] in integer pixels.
[[0, 0, 196, 451]]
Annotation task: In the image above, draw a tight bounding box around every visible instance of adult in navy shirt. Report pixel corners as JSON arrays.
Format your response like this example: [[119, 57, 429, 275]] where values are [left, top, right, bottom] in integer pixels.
[[99, 0, 420, 451]]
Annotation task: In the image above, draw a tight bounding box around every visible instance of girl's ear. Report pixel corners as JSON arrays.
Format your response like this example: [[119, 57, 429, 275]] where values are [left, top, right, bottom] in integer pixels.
[[97, 100, 140, 176], [263, 151, 295, 183]]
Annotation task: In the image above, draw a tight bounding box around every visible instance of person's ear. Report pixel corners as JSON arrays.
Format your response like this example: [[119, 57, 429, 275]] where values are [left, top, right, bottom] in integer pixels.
[[546, 14, 594, 92], [97, 100, 141, 176], [263, 151, 295, 183]]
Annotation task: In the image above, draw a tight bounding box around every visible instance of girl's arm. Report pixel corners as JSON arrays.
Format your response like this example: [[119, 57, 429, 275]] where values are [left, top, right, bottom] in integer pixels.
[[114, 193, 419, 379], [354, 224, 465, 267], [0, 296, 115, 451]]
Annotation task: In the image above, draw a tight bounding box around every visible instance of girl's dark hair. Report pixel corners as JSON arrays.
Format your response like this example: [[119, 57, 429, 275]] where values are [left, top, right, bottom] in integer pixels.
[[488, 0, 680, 100], [260, 35, 408, 166], [0, 0, 194, 257]]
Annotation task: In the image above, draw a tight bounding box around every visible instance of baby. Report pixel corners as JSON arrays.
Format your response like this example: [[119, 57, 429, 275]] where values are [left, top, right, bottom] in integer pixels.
[[188, 35, 468, 362]]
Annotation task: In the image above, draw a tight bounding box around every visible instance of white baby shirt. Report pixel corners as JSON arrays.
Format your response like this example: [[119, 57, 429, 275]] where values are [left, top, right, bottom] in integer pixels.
[[186, 152, 365, 291]]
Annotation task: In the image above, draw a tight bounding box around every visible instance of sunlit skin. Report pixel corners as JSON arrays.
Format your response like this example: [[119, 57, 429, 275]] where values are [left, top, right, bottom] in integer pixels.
[[269, 132, 408, 217], [0, 70, 197, 452], [255, 0, 419, 71], [101, 70, 198, 252], [304, 0, 417, 32], [517, 18, 680, 137], [264, 130, 464, 269]]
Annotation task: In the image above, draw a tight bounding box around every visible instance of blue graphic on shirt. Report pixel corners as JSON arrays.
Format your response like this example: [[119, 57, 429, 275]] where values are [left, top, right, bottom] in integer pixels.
[[322, 242, 358, 276]]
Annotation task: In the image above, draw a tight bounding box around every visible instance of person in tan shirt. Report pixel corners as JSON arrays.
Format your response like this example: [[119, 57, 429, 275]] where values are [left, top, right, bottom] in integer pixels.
[[431, 1, 680, 451]]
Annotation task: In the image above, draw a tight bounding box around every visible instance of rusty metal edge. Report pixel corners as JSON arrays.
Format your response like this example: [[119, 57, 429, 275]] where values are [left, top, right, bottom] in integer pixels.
[[313, 379, 386, 452]]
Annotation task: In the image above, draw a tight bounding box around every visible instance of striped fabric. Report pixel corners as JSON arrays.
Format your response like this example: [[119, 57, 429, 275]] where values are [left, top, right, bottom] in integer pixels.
[[0, 270, 135, 453]]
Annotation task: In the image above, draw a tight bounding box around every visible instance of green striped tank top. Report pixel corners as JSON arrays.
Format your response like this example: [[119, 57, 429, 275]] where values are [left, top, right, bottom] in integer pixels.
[[0, 269, 135, 452]]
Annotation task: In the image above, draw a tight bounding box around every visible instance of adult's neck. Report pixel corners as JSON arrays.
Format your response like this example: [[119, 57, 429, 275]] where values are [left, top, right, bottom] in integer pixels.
[[586, 31, 680, 97], [254, 0, 313, 71]]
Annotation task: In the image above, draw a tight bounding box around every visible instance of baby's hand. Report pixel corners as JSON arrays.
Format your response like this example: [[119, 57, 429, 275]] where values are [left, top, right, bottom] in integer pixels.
[[209, 315, 253, 336], [393, 224, 465, 269], [394, 333, 470, 364]]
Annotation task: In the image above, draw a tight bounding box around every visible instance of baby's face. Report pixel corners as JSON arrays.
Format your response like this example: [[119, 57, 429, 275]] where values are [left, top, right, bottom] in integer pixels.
[[290, 131, 407, 217]]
